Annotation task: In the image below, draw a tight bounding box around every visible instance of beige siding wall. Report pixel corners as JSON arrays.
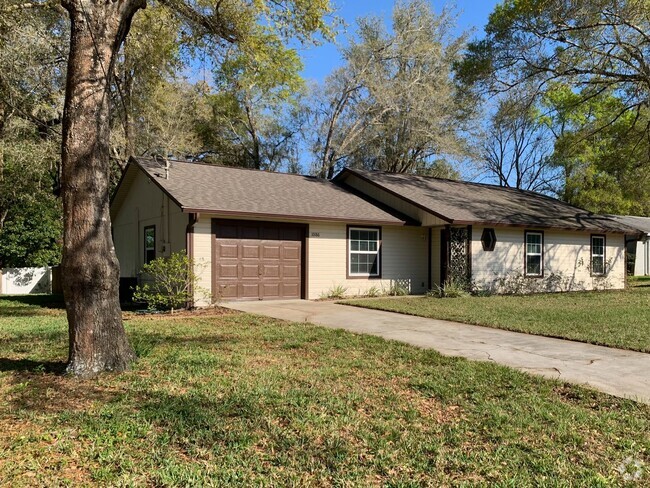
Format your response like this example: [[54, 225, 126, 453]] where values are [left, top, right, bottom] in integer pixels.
[[307, 222, 428, 299], [430, 227, 442, 287], [343, 175, 448, 226], [471, 226, 626, 292], [193, 215, 429, 303], [192, 217, 213, 306], [112, 169, 186, 278]]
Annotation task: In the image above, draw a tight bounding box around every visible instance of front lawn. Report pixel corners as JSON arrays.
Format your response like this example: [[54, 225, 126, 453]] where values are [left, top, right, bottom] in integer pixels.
[[341, 279, 650, 353], [0, 296, 648, 485]]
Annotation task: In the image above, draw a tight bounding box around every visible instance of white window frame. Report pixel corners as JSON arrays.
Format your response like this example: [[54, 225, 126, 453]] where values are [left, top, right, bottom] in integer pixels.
[[524, 231, 543, 277], [591, 235, 606, 276], [348, 227, 381, 277]]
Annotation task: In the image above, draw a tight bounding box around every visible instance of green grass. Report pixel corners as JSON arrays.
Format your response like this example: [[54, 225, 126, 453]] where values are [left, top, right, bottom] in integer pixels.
[[341, 278, 650, 353], [0, 296, 649, 485]]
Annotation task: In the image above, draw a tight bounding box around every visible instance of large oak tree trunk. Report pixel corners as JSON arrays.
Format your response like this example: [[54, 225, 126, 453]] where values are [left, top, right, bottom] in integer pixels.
[[61, 0, 144, 376]]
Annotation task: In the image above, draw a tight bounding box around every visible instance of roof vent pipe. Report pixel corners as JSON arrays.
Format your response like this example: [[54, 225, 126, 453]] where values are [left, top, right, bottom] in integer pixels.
[[164, 158, 170, 180]]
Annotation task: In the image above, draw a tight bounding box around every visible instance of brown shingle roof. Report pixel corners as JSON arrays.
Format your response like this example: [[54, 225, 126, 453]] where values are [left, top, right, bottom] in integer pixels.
[[339, 168, 641, 234], [132, 158, 409, 225], [610, 215, 650, 234]]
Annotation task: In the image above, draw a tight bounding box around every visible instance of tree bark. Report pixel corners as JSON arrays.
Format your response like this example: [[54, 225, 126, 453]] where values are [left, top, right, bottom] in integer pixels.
[[61, 0, 144, 377]]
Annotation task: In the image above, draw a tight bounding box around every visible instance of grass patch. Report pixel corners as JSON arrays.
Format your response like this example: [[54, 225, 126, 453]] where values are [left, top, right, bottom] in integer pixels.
[[0, 297, 648, 485], [342, 280, 650, 353]]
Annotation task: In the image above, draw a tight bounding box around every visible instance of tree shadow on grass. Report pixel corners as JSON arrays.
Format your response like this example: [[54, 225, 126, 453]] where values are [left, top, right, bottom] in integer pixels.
[[0, 306, 65, 317], [4, 369, 126, 415], [0, 294, 65, 308], [0, 295, 66, 317], [0, 358, 66, 374]]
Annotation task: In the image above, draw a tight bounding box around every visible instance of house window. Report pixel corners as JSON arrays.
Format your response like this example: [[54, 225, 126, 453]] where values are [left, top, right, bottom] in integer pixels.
[[144, 226, 156, 264], [525, 231, 543, 277], [348, 227, 380, 277], [591, 235, 606, 275], [481, 228, 497, 251]]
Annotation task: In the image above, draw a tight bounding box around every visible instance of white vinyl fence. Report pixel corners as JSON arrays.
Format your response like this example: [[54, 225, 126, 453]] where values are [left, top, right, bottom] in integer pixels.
[[635, 239, 650, 276], [0, 267, 52, 294]]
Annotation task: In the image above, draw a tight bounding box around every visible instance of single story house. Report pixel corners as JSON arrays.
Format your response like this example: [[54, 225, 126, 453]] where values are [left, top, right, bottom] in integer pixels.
[[611, 215, 650, 276], [110, 157, 642, 305]]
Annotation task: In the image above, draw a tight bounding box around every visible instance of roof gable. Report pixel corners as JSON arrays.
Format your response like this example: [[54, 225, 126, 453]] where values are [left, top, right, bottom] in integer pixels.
[[110, 163, 140, 220]]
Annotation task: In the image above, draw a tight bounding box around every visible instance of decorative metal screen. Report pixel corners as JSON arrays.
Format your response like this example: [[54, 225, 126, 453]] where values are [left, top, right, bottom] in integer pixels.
[[448, 226, 470, 283]]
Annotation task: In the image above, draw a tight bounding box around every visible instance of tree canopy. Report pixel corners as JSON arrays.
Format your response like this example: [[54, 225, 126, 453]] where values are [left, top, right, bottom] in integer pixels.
[[309, 0, 472, 178], [459, 0, 650, 214]]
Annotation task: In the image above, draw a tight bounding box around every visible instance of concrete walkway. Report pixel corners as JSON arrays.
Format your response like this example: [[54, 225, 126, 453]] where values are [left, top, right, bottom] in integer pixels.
[[223, 299, 650, 404]]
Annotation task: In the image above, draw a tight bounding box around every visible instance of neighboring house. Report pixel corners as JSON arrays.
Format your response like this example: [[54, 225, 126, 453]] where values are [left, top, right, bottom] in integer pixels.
[[611, 215, 650, 276], [110, 158, 642, 304]]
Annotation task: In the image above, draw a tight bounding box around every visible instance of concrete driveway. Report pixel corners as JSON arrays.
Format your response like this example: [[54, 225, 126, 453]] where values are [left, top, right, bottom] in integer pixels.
[[223, 299, 650, 404]]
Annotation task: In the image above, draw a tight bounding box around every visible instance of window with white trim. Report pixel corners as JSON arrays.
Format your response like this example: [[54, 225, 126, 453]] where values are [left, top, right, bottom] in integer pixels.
[[591, 235, 606, 275], [525, 231, 543, 276], [349, 227, 380, 276]]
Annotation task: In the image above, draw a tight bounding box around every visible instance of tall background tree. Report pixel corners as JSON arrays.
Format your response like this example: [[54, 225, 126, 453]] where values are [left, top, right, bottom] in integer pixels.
[[459, 0, 650, 213], [0, 2, 64, 270], [480, 87, 560, 193], [543, 84, 650, 214], [309, 0, 473, 179], [198, 42, 306, 171]]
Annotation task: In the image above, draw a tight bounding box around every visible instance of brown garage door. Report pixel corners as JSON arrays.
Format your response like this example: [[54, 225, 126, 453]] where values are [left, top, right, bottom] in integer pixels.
[[212, 219, 305, 301]]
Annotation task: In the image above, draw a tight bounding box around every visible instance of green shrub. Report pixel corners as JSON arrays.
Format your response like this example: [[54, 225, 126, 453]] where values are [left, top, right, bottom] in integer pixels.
[[387, 281, 409, 296], [427, 276, 470, 298], [133, 252, 205, 312], [321, 284, 348, 299], [365, 285, 383, 297]]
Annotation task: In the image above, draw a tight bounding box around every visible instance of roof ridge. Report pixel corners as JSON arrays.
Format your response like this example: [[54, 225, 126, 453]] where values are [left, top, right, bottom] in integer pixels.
[[347, 167, 598, 214], [133, 156, 325, 181]]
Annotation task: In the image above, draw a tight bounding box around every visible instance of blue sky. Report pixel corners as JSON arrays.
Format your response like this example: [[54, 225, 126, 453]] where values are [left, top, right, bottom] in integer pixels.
[[299, 0, 500, 83]]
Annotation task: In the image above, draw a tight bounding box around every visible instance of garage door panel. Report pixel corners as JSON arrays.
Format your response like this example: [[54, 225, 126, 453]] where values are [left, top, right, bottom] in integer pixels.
[[241, 263, 260, 279], [217, 263, 238, 279], [282, 244, 301, 260], [242, 244, 260, 258], [240, 283, 260, 299], [281, 283, 300, 297], [262, 283, 280, 299], [282, 264, 299, 278], [217, 283, 237, 299], [213, 220, 304, 301], [262, 244, 281, 259], [217, 242, 238, 258], [262, 263, 280, 278]]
